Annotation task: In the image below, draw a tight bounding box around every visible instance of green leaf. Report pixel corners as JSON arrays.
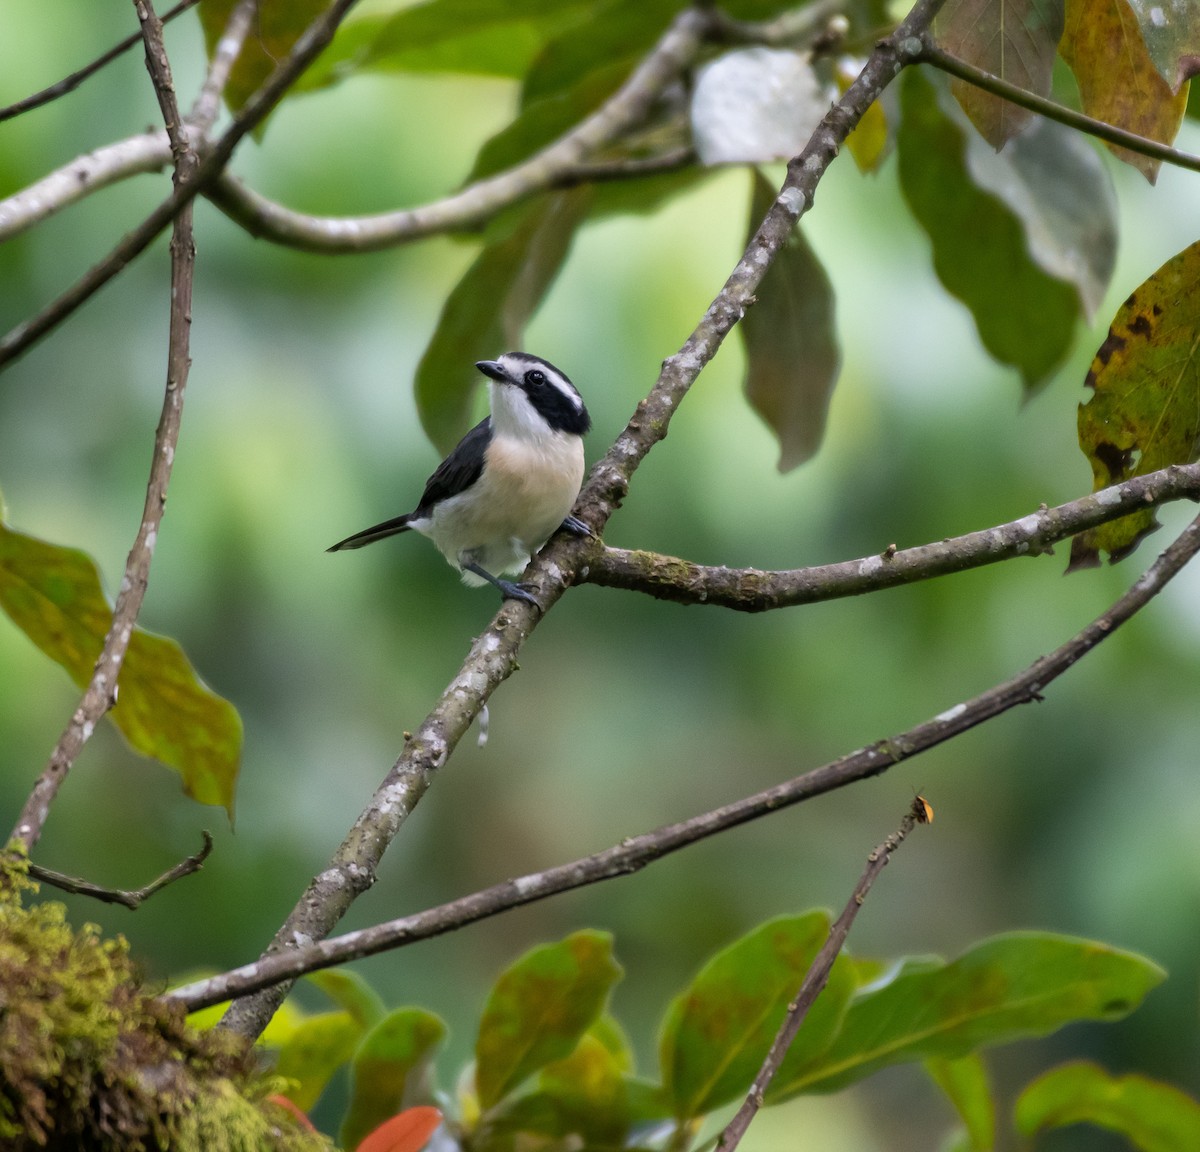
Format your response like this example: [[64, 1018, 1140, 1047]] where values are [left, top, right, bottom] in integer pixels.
[[926, 1054, 995, 1150], [466, 60, 633, 183], [773, 932, 1165, 1096], [415, 188, 590, 453], [340, 1009, 448, 1152], [589, 167, 707, 221], [275, 1009, 366, 1112], [961, 114, 1117, 322], [659, 912, 855, 1120], [1016, 1061, 1200, 1150], [474, 930, 623, 1111], [520, 0, 677, 106], [741, 169, 840, 472], [0, 516, 241, 815], [199, 0, 330, 113], [934, 0, 1065, 148], [897, 69, 1081, 391], [307, 969, 388, 1029], [1127, 0, 1200, 91], [1061, 0, 1189, 184], [1070, 239, 1200, 568], [482, 1027, 656, 1148]]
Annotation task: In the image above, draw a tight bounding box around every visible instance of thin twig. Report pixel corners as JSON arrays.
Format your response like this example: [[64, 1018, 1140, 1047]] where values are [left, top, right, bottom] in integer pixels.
[[29, 832, 214, 909], [0, 0, 362, 373], [0, 0, 200, 123], [918, 41, 1200, 174], [171, 513, 1200, 1010], [214, 0, 947, 1041], [9, 0, 200, 853], [715, 797, 932, 1152], [188, 0, 258, 131], [582, 464, 1200, 609]]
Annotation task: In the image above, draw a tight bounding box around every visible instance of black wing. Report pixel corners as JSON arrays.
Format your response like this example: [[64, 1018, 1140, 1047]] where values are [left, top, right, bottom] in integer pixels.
[[413, 417, 491, 516], [327, 418, 491, 551]]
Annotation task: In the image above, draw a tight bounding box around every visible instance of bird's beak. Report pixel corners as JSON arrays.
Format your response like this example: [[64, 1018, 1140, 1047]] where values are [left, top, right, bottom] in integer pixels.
[[476, 360, 508, 383]]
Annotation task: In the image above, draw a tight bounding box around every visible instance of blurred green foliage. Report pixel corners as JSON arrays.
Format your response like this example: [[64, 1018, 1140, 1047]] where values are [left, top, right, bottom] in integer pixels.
[[3, 3, 1200, 1150]]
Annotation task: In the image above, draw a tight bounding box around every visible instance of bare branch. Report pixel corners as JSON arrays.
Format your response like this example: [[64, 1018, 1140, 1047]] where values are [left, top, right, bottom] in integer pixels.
[[0, 130, 175, 244], [170, 512, 1200, 1012], [583, 464, 1200, 609], [918, 41, 1200, 175], [201, 0, 841, 253], [9, 0, 201, 852], [716, 797, 931, 1152], [0, 0, 363, 373], [188, 0, 258, 131], [29, 832, 213, 909], [0, 0, 199, 124], [214, 0, 947, 1041], [205, 7, 712, 252]]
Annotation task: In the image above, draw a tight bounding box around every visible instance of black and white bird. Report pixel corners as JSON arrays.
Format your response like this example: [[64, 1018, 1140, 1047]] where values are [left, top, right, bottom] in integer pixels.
[[328, 352, 592, 605]]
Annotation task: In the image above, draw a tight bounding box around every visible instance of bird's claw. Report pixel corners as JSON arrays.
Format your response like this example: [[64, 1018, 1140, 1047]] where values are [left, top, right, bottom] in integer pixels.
[[560, 514, 594, 538], [498, 580, 541, 607]]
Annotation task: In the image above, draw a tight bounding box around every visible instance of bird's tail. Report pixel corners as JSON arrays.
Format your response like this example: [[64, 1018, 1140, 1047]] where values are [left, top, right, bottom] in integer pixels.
[[327, 514, 413, 551]]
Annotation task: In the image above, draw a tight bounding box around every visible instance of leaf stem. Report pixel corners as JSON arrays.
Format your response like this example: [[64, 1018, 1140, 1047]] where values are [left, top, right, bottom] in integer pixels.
[[918, 40, 1200, 174]]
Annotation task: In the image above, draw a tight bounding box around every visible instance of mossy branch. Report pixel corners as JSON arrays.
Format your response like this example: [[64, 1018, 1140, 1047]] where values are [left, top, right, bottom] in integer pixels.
[[581, 464, 1200, 609]]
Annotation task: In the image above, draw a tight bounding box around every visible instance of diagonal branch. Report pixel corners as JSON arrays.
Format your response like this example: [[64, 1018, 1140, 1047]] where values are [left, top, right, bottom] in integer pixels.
[[214, 0, 947, 1041], [0, 0, 363, 373], [188, 0, 258, 131], [9, 0, 201, 853], [170, 509, 1200, 1013], [0, 0, 200, 123], [582, 464, 1200, 609], [715, 797, 932, 1152]]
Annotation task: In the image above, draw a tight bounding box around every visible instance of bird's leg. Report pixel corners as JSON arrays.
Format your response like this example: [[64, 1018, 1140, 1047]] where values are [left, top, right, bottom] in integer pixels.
[[462, 561, 541, 607], [560, 514, 593, 538]]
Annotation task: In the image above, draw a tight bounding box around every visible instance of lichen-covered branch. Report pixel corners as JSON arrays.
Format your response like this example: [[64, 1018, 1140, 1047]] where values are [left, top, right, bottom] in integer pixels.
[[582, 464, 1200, 609], [216, 0, 948, 1040], [171, 510, 1200, 1012]]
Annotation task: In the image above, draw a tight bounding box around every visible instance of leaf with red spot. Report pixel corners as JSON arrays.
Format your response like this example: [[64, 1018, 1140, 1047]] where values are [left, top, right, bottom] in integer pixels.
[[658, 912, 856, 1120], [1127, 0, 1200, 91], [1070, 240, 1200, 569], [474, 930, 623, 1111]]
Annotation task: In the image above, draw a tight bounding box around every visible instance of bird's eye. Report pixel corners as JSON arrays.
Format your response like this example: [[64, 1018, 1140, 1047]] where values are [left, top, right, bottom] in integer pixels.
[[525, 370, 546, 389]]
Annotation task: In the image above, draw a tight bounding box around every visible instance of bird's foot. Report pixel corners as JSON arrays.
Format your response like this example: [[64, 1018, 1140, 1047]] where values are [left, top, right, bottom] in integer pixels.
[[497, 579, 541, 607], [560, 514, 594, 538]]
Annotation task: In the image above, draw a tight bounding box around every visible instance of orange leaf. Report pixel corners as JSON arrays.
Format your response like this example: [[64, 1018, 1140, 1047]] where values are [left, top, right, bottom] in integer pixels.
[[356, 1106, 443, 1152], [264, 1094, 318, 1132], [1060, 0, 1188, 183]]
